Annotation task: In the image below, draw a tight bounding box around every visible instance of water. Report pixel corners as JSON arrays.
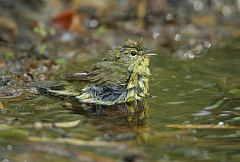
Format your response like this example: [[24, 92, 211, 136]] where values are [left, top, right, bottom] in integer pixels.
[[0, 46, 240, 162]]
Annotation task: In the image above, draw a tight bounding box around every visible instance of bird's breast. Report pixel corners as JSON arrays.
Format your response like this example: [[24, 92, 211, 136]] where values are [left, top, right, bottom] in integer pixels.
[[136, 75, 149, 99]]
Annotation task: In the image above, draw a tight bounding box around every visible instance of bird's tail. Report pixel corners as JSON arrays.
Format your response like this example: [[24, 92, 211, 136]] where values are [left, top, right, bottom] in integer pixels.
[[37, 85, 80, 101]]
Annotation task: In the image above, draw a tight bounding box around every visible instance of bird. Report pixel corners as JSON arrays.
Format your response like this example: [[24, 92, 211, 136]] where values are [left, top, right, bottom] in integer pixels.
[[39, 39, 155, 106]]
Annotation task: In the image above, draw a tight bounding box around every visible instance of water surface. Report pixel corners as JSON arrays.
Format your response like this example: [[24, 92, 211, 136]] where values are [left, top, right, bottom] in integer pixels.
[[0, 45, 240, 162]]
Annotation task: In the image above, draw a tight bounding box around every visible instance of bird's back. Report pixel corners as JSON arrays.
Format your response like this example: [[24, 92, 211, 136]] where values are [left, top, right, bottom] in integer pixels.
[[87, 61, 129, 87]]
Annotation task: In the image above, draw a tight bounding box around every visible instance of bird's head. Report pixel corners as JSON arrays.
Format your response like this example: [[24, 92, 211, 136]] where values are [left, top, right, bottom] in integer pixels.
[[116, 38, 155, 74]]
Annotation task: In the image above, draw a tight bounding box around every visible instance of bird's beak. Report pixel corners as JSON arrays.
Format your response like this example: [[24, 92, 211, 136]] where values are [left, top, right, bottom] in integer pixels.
[[144, 49, 157, 56], [145, 53, 157, 56]]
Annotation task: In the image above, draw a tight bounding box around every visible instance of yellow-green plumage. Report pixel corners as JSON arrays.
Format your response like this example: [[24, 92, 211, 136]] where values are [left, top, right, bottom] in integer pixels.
[[45, 39, 152, 105]]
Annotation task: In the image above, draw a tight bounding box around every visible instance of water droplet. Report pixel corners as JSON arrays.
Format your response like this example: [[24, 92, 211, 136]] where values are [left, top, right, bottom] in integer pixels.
[[166, 13, 174, 21], [7, 144, 12, 151], [34, 122, 43, 129], [60, 32, 76, 42], [204, 41, 211, 48], [193, 0, 204, 11], [153, 32, 160, 39], [89, 19, 98, 28], [174, 34, 181, 41]]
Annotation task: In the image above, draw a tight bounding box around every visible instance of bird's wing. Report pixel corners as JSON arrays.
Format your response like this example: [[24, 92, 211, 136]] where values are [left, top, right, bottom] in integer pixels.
[[87, 61, 130, 87], [63, 72, 89, 81], [63, 61, 129, 87]]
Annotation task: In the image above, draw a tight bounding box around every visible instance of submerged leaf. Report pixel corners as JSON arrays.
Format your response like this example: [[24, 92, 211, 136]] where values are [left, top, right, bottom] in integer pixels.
[[51, 10, 76, 30], [54, 120, 81, 128], [32, 120, 81, 129]]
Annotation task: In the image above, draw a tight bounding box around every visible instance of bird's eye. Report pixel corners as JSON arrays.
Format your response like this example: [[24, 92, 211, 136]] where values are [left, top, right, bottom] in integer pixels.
[[131, 51, 137, 56]]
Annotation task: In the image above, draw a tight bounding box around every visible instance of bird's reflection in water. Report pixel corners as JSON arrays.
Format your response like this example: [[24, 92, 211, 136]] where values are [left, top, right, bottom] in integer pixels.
[[63, 100, 149, 142], [67, 100, 148, 123]]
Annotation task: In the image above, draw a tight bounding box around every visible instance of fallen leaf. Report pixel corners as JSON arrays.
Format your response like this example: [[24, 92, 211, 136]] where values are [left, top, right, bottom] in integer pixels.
[[51, 10, 75, 29], [166, 124, 240, 129], [51, 10, 85, 33], [0, 102, 5, 109], [0, 59, 6, 68]]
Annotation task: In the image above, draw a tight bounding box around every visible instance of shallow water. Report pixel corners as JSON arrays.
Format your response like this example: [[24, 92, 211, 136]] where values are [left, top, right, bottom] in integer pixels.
[[0, 45, 240, 162]]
